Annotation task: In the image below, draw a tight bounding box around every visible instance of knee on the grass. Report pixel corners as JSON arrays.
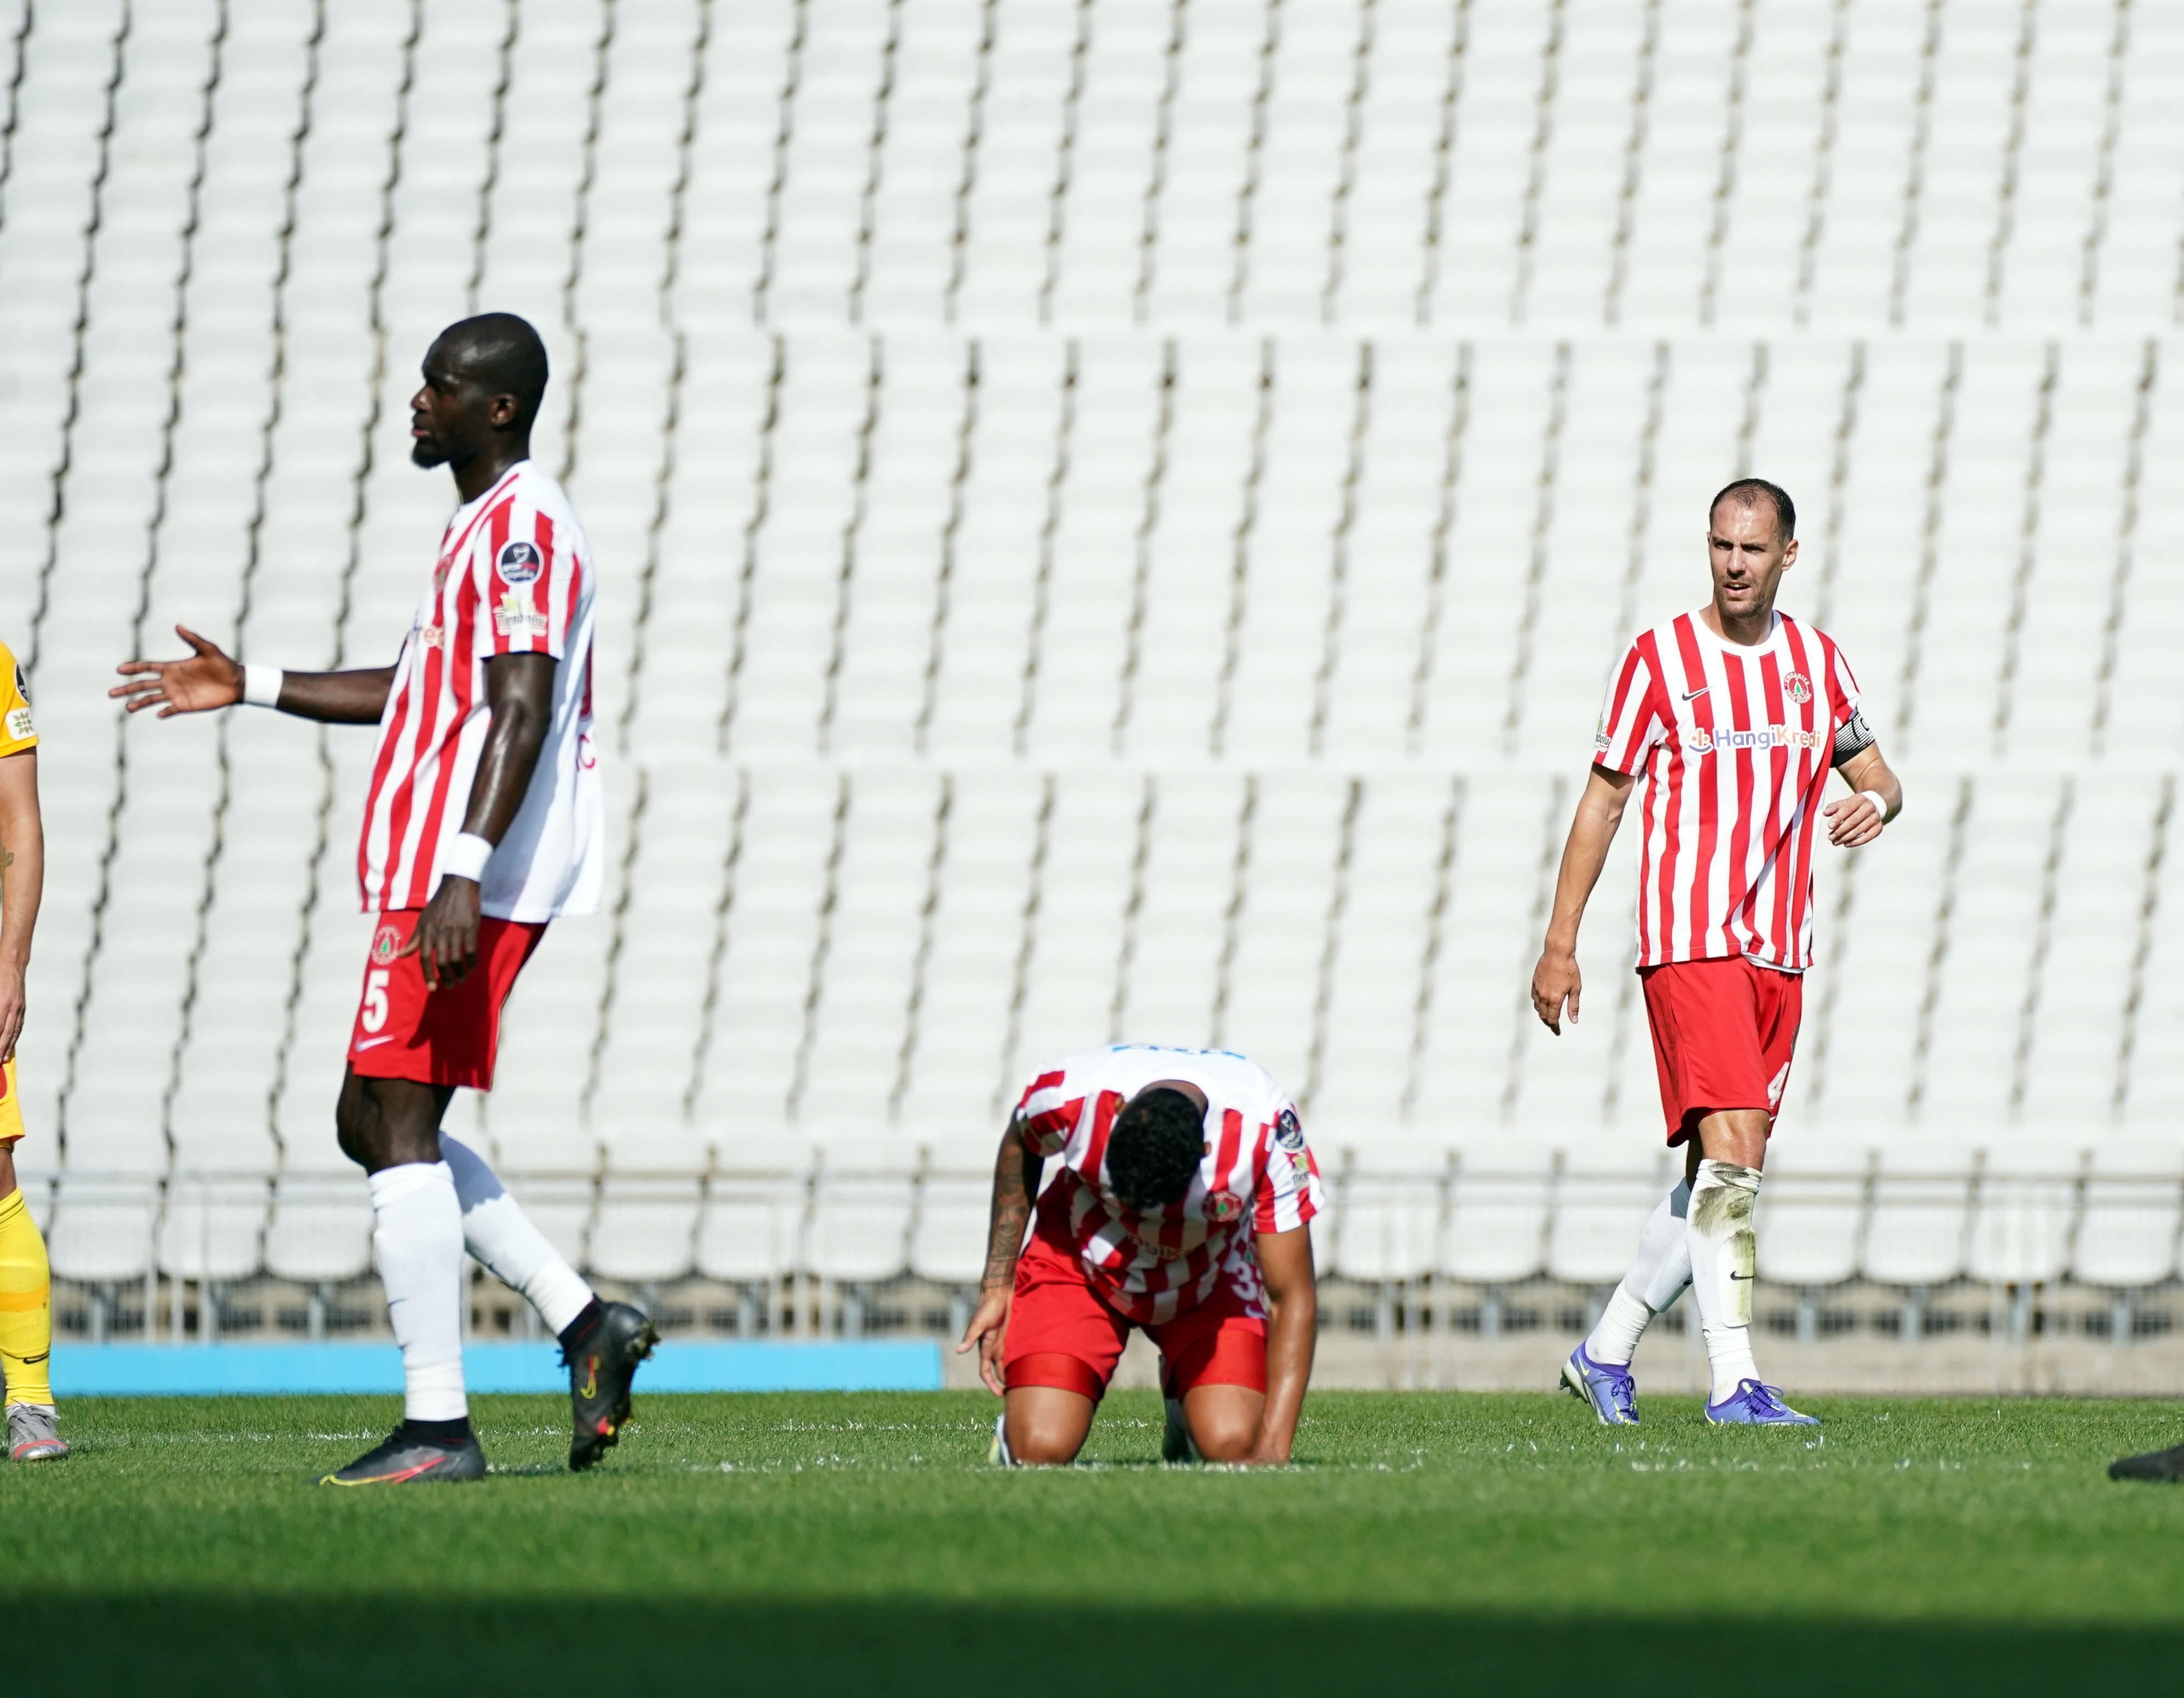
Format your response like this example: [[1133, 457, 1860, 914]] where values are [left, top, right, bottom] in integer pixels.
[[1186, 1402, 1260, 1463], [1007, 1416, 1088, 1467]]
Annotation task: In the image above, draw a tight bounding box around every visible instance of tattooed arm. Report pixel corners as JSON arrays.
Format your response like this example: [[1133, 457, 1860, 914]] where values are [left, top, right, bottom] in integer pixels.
[[955, 1117, 1043, 1397]]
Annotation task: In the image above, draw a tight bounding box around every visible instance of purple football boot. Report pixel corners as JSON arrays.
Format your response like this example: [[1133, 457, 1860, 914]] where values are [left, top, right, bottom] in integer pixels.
[[1561, 1343, 1639, 1426], [1705, 1379, 1819, 1425]]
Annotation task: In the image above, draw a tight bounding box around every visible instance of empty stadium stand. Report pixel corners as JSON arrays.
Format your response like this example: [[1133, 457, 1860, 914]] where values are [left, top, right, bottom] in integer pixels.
[[2, 0, 2180, 1367]]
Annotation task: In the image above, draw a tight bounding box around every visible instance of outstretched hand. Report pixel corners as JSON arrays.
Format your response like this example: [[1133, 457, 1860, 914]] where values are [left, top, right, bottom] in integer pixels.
[[111, 625, 244, 717]]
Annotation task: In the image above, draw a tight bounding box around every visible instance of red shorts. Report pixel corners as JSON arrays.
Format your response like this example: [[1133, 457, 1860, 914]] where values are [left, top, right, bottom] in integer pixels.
[[1002, 1223, 1267, 1402], [346, 910, 546, 1090], [1641, 956, 1803, 1147]]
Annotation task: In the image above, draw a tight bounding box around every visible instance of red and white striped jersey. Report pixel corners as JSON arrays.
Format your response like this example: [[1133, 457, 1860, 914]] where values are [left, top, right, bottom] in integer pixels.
[[1013, 1045, 1322, 1326], [358, 460, 605, 922], [1594, 610, 1863, 972]]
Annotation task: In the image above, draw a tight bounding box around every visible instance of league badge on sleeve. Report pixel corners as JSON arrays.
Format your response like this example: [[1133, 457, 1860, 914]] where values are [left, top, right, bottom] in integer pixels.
[[1275, 1106, 1306, 1151], [495, 538, 543, 585]]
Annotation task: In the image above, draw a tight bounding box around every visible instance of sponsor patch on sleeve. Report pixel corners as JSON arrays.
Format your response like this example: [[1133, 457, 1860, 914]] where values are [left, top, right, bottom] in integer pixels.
[[494, 591, 551, 640], [5, 708, 32, 742], [495, 539, 543, 585]]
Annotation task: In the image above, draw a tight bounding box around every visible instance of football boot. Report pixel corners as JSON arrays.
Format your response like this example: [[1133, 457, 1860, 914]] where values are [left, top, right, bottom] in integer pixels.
[[1561, 1344, 1640, 1426], [318, 1425, 486, 1486], [565, 1301, 658, 1471], [1703, 1379, 1819, 1426]]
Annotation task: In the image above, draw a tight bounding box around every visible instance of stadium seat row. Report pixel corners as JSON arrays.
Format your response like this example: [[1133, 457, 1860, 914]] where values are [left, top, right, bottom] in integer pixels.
[[11, 762, 2183, 1181], [28, 1137, 2184, 1296], [12, 0, 2174, 339]]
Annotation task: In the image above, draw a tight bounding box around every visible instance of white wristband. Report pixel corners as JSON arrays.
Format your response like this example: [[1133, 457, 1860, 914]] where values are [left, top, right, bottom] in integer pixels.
[[241, 663, 285, 709], [1858, 789, 1888, 822], [442, 831, 494, 883]]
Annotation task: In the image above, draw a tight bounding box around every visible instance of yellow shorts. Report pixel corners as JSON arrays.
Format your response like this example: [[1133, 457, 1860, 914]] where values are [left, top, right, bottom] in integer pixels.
[[0, 1058, 21, 1146]]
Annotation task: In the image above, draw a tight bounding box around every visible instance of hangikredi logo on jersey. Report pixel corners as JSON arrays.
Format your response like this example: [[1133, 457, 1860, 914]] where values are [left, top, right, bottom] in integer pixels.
[[1685, 724, 1827, 755]]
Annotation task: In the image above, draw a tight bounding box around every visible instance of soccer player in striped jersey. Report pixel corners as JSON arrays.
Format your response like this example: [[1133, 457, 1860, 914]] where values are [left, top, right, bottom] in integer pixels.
[[113, 315, 653, 1483], [960, 1045, 1321, 1466], [1529, 478, 1903, 1428]]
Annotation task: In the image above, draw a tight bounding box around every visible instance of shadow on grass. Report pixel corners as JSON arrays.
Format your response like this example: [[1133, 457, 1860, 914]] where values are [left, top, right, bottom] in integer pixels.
[[30, 1596, 2183, 1698]]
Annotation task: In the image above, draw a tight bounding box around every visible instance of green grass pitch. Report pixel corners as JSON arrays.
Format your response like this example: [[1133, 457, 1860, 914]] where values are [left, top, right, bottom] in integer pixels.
[[10, 1389, 2184, 1696]]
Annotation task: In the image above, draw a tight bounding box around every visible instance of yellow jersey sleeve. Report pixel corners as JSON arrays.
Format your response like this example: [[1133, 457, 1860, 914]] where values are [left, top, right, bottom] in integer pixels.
[[0, 640, 36, 758]]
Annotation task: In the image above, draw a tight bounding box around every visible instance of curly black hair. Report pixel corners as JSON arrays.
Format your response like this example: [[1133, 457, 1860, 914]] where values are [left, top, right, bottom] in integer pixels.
[[1105, 1087, 1204, 1212]]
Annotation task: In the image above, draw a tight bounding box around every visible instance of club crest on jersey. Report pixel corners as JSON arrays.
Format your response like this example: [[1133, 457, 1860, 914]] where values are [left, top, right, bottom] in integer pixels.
[[371, 924, 403, 965], [1783, 672, 1813, 705], [494, 591, 550, 639], [1275, 1107, 1305, 1152], [1203, 1189, 1243, 1223], [495, 539, 543, 585]]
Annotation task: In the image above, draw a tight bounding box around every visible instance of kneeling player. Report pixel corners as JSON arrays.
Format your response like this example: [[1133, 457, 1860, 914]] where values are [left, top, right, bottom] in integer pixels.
[[958, 1044, 1321, 1466]]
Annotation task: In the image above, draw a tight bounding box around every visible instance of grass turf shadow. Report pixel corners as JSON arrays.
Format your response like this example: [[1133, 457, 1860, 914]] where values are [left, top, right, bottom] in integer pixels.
[[30, 1596, 2184, 1698]]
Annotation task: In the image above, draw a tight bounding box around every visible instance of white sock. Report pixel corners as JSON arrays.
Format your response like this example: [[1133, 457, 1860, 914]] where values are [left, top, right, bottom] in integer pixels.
[[1688, 1158, 1764, 1401], [368, 1161, 468, 1423], [1584, 1178, 1692, 1366], [441, 1133, 596, 1336]]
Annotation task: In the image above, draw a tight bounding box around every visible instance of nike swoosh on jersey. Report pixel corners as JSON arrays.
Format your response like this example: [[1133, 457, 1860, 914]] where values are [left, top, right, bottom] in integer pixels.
[[1682, 686, 1709, 701], [354, 1036, 396, 1050]]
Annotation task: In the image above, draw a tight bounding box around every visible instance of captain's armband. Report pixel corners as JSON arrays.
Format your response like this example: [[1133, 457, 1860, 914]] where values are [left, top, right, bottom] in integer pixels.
[[1831, 708, 1876, 766]]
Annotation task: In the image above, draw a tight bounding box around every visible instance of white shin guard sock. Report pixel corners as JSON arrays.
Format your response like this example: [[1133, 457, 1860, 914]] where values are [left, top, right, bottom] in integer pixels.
[[440, 1133, 596, 1337], [1687, 1158, 1764, 1401], [1584, 1179, 1694, 1366], [368, 1161, 468, 1423]]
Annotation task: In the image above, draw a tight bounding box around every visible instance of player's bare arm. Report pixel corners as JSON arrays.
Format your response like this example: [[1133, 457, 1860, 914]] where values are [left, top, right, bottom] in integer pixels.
[[1245, 1222, 1316, 1465], [111, 625, 395, 725], [0, 749, 41, 1071], [957, 1114, 1041, 1397], [405, 651, 555, 992], [1825, 743, 1903, 848], [1531, 764, 1637, 1035]]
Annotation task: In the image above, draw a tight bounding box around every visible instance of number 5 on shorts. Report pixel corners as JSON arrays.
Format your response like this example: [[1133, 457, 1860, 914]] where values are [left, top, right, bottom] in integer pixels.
[[361, 968, 391, 1033]]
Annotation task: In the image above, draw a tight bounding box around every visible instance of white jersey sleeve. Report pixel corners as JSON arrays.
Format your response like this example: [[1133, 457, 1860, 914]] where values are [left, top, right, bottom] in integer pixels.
[[1594, 639, 1671, 775], [1252, 1099, 1322, 1233]]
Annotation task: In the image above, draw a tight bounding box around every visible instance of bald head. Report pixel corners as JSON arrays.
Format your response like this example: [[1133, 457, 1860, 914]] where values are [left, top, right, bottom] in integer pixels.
[[436, 312, 549, 431]]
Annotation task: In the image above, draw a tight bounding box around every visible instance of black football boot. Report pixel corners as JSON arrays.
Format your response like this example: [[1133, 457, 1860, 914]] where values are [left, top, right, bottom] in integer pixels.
[[565, 1301, 659, 1471], [318, 1424, 487, 1486]]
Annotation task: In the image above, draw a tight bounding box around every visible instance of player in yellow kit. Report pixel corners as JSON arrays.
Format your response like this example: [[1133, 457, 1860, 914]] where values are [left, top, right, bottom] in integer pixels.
[[0, 639, 61, 1461]]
